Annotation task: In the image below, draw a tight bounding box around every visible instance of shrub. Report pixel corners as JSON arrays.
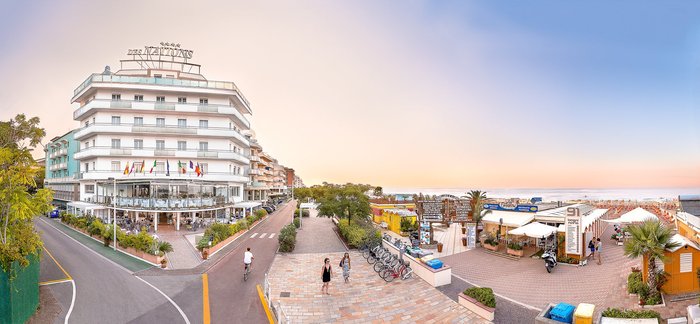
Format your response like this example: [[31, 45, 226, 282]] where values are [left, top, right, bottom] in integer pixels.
[[294, 209, 310, 217], [463, 287, 496, 308], [255, 209, 268, 219], [278, 224, 297, 252], [645, 293, 662, 305], [88, 219, 106, 237], [206, 223, 232, 246], [157, 241, 173, 257], [627, 272, 643, 294], [400, 218, 413, 233], [507, 242, 523, 250], [483, 233, 498, 246], [196, 236, 212, 251], [601, 308, 660, 319], [293, 218, 300, 228]]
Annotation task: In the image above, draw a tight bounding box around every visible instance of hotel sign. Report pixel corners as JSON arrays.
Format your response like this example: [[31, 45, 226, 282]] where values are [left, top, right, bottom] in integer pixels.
[[420, 201, 443, 222], [483, 203, 538, 212], [565, 207, 582, 255], [127, 42, 194, 60]]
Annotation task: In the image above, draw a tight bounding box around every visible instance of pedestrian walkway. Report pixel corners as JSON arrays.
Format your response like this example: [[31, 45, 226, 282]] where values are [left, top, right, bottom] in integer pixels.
[[159, 234, 202, 269], [268, 251, 489, 323], [43, 218, 152, 272], [293, 209, 347, 254]]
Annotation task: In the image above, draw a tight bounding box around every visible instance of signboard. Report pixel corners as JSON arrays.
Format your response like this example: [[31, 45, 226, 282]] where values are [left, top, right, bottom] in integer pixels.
[[466, 222, 477, 249], [420, 222, 431, 244], [420, 201, 443, 222], [565, 207, 581, 255], [127, 42, 194, 60], [455, 200, 471, 221], [483, 204, 539, 212]]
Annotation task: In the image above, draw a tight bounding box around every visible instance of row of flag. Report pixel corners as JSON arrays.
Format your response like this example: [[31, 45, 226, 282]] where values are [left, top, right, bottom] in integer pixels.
[[123, 160, 205, 177]]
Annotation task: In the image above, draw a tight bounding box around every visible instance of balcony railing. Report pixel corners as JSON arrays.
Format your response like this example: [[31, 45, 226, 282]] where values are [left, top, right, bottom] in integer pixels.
[[73, 74, 250, 108], [77, 170, 249, 182], [74, 146, 249, 164], [73, 99, 251, 129], [74, 122, 249, 145]]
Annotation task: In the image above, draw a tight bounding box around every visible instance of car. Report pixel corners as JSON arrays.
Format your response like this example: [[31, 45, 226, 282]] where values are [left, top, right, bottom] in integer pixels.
[[262, 206, 274, 214], [49, 209, 60, 218]]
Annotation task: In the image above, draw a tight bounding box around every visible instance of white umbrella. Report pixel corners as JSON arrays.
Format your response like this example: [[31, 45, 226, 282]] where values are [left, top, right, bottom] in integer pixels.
[[508, 222, 558, 239], [603, 207, 659, 224]]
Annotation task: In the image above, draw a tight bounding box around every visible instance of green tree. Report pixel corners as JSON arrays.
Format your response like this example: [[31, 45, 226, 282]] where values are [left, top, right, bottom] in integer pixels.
[[313, 183, 371, 223], [373, 186, 383, 197], [467, 190, 490, 243], [0, 114, 53, 272], [624, 220, 680, 297]]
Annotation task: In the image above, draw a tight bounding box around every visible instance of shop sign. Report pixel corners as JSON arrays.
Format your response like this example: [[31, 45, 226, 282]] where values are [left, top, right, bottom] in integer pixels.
[[483, 203, 538, 212], [420, 201, 443, 221], [455, 200, 471, 221], [565, 207, 581, 255], [466, 222, 477, 249], [127, 42, 194, 60]]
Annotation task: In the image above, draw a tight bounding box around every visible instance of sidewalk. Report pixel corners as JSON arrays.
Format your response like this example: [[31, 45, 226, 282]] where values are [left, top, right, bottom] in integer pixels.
[[159, 234, 202, 269], [293, 209, 347, 254], [44, 218, 153, 273]]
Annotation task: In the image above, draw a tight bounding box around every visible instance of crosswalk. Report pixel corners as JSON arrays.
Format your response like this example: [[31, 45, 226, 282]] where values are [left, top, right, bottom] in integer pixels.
[[250, 232, 276, 239]]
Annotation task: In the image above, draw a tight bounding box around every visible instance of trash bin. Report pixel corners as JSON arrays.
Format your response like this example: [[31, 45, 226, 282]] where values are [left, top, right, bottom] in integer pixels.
[[549, 303, 576, 323], [573, 303, 594, 324]]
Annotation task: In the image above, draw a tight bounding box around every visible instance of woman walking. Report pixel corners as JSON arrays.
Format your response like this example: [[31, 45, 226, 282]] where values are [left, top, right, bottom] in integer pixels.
[[321, 258, 332, 295], [340, 253, 351, 283]]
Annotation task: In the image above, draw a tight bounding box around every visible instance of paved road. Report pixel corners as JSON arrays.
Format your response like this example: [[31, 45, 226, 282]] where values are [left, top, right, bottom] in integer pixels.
[[35, 217, 190, 324], [207, 200, 295, 324]]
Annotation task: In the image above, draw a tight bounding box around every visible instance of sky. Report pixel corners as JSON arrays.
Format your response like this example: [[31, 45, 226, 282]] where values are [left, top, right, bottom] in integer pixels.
[[0, 0, 699, 189]]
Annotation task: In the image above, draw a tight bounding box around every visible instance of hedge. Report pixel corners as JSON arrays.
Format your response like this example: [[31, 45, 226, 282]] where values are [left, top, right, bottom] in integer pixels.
[[464, 287, 496, 308], [627, 272, 643, 294], [336, 219, 379, 248], [294, 209, 310, 217], [601, 308, 660, 319], [278, 224, 297, 252]]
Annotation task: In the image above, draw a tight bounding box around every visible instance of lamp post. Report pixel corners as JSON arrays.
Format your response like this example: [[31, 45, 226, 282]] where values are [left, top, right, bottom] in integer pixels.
[[108, 177, 116, 251]]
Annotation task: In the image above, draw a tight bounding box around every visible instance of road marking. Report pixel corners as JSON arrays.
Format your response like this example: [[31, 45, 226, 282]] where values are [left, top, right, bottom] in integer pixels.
[[43, 247, 72, 280], [251, 233, 259, 238], [268, 233, 275, 239], [259, 233, 267, 239], [42, 246, 75, 324], [256, 284, 274, 324], [39, 278, 72, 286], [135, 276, 191, 324], [202, 274, 211, 324]]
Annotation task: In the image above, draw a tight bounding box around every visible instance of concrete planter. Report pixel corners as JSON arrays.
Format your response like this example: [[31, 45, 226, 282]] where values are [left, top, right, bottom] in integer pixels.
[[484, 243, 499, 251], [507, 248, 523, 257], [458, 293, 495, 321], [599, 317, 659, 324]]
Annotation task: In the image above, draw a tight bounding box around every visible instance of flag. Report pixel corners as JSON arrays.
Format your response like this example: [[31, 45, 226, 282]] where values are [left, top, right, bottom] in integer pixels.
[[149, 160, 157, 173], [189, 160, 194, 169], [199, 164, 204, 177], [195, 163, 201, 177], [178, 160, 184, 174], [166, 160, 170, 176], [123, 162, 130, 175], [129, 162, 135, 175], [140, 160, 145, 173]]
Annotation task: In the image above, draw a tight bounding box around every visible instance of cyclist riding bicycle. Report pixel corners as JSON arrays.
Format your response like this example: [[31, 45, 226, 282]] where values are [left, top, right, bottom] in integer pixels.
[[243, 247, 254, 272]]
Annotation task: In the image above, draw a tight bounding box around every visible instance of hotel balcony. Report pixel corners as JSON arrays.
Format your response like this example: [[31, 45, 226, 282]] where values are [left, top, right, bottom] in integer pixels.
[[73, 99, 251, 129], [49, 163, 67, 171], [48, 149, 67, 159], [249, 155, 261, 162], [73, 122, 249, 145], [77, 170, 249, 183], [249, 169, 262, 175], [72, 74, 251, 114], [74, 146, 249, 164], [46, 175, 78, 183]]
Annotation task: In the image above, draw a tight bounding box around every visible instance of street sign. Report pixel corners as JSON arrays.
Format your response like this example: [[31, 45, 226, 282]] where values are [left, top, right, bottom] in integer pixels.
[[565, 207, 581, 255]]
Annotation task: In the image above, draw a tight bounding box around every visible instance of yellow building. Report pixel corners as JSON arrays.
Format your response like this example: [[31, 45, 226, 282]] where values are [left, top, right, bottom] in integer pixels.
[[373, 208, 417, 234]]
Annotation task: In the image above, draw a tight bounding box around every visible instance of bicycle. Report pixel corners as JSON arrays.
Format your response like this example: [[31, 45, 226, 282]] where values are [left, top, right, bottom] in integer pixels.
[[380, 260, 413, 282], [244, 263, 251, 281]]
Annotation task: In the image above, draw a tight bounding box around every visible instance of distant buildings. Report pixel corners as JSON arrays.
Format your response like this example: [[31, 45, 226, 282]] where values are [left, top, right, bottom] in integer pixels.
[[44, 130, 80, 208]]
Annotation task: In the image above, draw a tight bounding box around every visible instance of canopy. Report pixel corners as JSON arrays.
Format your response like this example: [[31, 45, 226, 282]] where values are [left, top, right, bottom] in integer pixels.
[[508, 222, 558, 238], [481, 210, 534, 228], [233, 201, 262, 209], [299, 203, 318, 209], [603, 207, 658, 224]]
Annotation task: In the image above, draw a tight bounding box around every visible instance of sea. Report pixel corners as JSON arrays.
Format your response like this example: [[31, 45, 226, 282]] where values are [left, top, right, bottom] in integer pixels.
[[382, 187, 700, 202]]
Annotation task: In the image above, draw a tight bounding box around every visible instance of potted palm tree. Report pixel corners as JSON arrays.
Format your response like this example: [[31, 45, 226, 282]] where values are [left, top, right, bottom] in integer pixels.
[[467, 190, 491, 245], [623, 220, 679, 304], [157, 241, 173, 268]]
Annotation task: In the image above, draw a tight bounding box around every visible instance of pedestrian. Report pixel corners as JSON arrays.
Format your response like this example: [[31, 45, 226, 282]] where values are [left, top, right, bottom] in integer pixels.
[[340, 253, 351, 283], [321, 257, 332, 295], [588, 237, 596, 260], [596, 238, 603, 265]]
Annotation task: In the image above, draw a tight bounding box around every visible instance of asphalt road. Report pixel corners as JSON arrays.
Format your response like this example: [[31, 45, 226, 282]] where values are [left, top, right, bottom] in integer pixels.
[[35, 217, 190, 324], [207, 200, 295, 324]]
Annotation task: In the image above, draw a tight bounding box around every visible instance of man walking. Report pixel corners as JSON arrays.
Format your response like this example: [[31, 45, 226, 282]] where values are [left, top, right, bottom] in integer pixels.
[[596, 238, 602, 265]]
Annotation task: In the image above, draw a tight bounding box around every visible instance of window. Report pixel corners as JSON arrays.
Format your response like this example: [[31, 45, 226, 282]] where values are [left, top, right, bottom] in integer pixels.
[[681, 253, 693, 273], [199, 120, 208, 129], [154, 74, 162, 78], [85, 185, 95, 194], [84, 163, 89, 172], [92, 139, 95, 147], [177, 141, 187, 151], [178, 119, 187, 128], [92, 161, 95, 170], [156, 96, 165, 103], [111, 139, 121, 149], [85, 121, 89, 127], [134, 117, 143, 126], [178, 97, 187, 103], [156, 140, 165, 150], [111, 161, 121, 172], [156, 118, 165, 127], [199, 142, 208, 151], [134, 95, 143, 101], [112, 94, 121, 100], [134, 139, 143, 150], [111, 116, 121, 125], [84, 141, 89, 149], [229, 122, 232, 129], [199, 98, 208, 104]]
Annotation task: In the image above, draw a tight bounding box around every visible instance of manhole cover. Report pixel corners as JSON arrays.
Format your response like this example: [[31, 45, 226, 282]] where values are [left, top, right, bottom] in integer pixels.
[[280, 292, 291, 297]]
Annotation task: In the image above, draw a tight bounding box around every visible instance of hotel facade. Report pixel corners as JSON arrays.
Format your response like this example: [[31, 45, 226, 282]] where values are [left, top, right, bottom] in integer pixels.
[[68, 43, 253, 230]]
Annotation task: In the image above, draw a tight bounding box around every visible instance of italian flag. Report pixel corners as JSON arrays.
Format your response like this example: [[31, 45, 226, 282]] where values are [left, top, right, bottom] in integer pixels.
[[149, 160, 157, 173]]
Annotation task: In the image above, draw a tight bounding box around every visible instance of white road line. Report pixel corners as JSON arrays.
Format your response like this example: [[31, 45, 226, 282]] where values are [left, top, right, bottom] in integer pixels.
[[259, 233, 267, 239], [65, 279, 75, 324], [135, 276, 191, 324], [268, 233, 275, 239], [250, 233, 259, 238]]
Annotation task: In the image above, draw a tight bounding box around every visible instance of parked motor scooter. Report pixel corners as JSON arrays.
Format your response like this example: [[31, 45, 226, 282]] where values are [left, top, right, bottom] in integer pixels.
[[542, 248, 558, 273]]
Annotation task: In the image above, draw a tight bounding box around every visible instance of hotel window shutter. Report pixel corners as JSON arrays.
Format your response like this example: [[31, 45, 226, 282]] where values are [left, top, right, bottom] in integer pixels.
[[680, 253, 692, 273]]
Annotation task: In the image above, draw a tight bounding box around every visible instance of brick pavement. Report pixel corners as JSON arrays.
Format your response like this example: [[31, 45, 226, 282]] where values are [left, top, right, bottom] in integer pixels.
[[268, 251, 489, 323], [293, 209, 347, 254]]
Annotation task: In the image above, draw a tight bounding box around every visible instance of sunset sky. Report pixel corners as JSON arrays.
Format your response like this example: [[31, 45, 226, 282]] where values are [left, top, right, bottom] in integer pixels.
[[1, 1, 699, 189]]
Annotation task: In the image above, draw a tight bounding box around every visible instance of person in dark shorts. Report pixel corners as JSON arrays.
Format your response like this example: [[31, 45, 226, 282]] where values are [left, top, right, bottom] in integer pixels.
[[321, 257, 332, 295], [588, 237, 596, 260]]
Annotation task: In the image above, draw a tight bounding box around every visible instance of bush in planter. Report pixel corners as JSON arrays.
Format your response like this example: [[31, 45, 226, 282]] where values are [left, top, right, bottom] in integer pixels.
[[627, 272, 643, 294], [278, 224, 297, 252], [645, 292, 662, 305], [463, 287, 496, 308], [483, 234, 498, 246], [87, 219, 106, 237], [400, 218, 414, 233], [157, 241, 173, 256], [206, 223, 232, 246], [294, 209, 310, 217], [507, 242, 523, 250], [293, 218, 300, 228], [601, 308, 660, 319], [196, 236, 212, 251], [255, 209, 268, 219]]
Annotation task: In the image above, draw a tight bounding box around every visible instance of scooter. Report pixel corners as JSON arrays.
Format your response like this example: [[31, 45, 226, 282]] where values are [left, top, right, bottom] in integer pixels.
[[542, 248, 558, 273]]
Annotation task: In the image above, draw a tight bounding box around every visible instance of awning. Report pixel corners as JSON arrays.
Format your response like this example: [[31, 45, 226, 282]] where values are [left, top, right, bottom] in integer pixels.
[[233, 201, 262, 209], [604, 207, 659, 224], [67, 201, 107, 210], [481, 210, 535, 228], [300, 203, 318, 209], [508, 222, 558, 238]]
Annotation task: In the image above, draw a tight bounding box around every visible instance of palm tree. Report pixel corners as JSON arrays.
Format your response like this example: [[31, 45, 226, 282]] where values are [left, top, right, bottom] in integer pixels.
[[467, 190, 491, 243], [623, 220, 680, 296]]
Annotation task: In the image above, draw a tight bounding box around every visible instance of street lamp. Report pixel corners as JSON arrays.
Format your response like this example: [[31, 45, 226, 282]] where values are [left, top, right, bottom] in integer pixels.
[[108, 177, 116, 251]]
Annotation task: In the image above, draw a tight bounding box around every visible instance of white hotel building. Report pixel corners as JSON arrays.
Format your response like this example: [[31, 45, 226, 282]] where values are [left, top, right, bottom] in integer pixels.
[[69, 43, 253, 231]]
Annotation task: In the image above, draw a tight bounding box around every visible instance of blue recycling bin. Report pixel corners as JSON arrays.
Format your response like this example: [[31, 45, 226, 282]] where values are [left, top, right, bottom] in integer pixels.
[[549, 303, 575, 323]]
